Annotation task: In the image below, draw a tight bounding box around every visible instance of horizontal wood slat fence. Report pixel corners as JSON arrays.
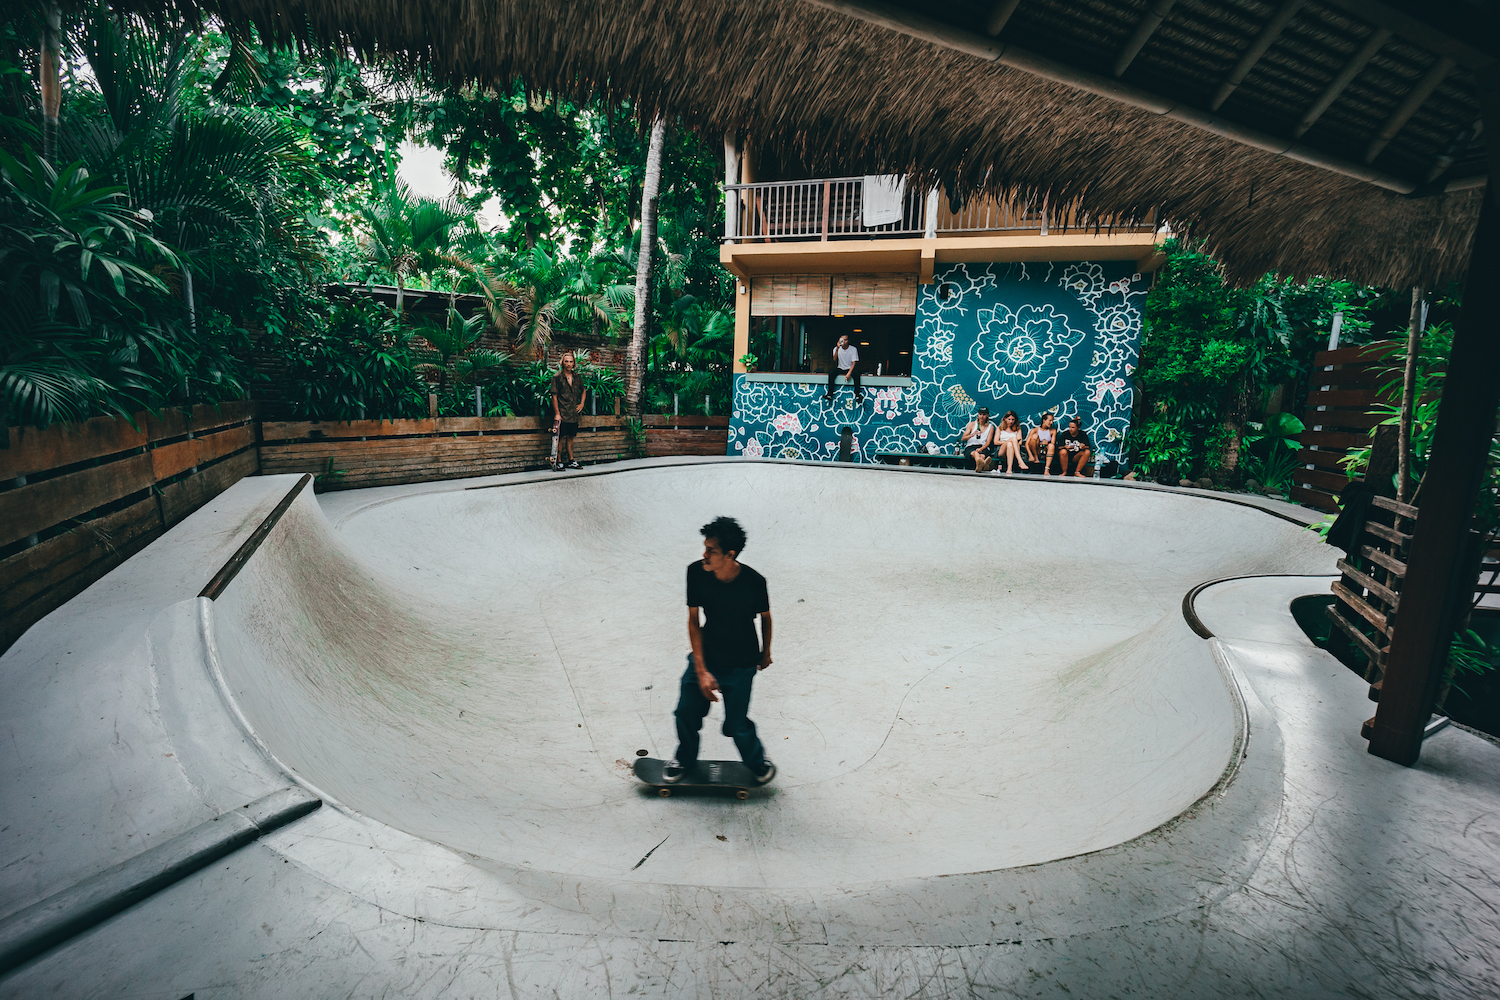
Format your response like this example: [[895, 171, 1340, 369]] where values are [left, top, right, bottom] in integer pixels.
[[260, 415, 729, 490], [1, 402, 259, 652], [3, 407, 728, 654], [1291, 342, 1399, 513]]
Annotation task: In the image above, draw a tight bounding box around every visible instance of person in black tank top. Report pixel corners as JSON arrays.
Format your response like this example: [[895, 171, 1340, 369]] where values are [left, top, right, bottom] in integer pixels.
[[663, 516, 776, 785]]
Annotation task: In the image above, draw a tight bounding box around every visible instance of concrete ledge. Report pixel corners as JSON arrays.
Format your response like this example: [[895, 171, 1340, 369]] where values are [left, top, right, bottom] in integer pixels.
[[743, 373, 912, 386], [0, 788, 319, 976]]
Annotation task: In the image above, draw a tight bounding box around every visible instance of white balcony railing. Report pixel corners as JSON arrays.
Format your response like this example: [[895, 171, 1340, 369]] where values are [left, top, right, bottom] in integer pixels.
[[723, 176, 1149, 242]]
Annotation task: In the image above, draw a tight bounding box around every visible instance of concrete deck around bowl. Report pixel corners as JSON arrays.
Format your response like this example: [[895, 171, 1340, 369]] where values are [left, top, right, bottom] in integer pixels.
[[2, 459, 1497, 998]]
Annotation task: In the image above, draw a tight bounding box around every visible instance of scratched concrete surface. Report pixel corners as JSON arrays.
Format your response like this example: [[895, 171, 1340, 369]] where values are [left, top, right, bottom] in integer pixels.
[[3, 461, 1497, 998]]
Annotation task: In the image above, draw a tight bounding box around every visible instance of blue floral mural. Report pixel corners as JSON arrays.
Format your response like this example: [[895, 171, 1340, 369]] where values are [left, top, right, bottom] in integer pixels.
[[729, 260, 1147, 466]]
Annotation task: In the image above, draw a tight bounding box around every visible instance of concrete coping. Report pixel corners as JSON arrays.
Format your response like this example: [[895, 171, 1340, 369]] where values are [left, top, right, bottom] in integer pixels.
[[0, 788, 319, 976]]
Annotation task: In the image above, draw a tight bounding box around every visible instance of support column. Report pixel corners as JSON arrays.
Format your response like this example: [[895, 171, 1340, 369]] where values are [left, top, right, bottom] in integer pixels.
[[1368, 180, 1500, 765], [733, 278, 751, 375], [723, 133, 740, 242]]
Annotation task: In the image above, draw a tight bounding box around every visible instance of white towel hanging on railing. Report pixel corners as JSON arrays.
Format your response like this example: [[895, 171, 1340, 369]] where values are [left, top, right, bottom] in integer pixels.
[[861, 175, 906, 227]]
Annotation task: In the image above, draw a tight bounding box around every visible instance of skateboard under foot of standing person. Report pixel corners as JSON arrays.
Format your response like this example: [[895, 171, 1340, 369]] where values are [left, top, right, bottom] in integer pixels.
[[633, 753, 774, 799]]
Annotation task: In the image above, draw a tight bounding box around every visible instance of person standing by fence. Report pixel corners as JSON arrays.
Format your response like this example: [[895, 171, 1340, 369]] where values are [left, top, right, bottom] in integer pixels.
[[550, 353, 589, 471]]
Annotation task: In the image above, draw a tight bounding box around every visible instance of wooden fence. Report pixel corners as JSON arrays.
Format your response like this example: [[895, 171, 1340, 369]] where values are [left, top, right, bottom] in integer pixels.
[[0, 406, 727, 652], [643, 415, 732, 457], [1291, 343, 1398, 512], [260, 414, 730, 491], [1, 402, 259, 652]]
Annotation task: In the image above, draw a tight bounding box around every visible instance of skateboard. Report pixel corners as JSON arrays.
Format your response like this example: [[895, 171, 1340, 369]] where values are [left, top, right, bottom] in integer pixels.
[[633, 755, 757, 799]]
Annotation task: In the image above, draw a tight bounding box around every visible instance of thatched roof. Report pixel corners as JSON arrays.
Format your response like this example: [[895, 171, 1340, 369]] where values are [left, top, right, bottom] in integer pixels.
[[189, 0, 1494, 286]]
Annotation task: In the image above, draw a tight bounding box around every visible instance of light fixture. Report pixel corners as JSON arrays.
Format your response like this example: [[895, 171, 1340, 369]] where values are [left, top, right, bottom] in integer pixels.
[[899, 351, 910, 354], [859, 342, 870, 346], [852, 328, 862, 332], [833, 314, 844, 318]]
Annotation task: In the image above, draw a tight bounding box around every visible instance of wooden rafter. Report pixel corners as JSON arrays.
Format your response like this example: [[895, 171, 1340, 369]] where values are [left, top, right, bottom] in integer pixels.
[[983, 0, 1021, 36], [1293, 27, 1391, 138], [1112, 0, 1176, 78], [1365, 56, 1457, 165], [1209, 0, 1306, 112]]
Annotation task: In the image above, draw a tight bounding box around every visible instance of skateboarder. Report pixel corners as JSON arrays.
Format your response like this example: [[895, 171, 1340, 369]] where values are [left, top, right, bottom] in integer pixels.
[[663, 516, 776, 785]]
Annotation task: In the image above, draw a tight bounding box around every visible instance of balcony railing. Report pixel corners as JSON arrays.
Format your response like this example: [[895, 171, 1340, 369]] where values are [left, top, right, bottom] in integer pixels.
[[723, 176, 1151, 242]]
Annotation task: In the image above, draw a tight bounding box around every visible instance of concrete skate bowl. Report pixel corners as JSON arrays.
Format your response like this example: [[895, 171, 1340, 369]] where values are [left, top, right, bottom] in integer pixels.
[[208, 461, 1334, 889]]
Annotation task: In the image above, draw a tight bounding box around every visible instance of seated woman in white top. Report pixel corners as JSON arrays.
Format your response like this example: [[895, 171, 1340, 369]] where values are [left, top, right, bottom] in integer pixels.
[[1026, 412, 1057, 474], [994, 410, 1029, 473], [957, 407, 996, 471]]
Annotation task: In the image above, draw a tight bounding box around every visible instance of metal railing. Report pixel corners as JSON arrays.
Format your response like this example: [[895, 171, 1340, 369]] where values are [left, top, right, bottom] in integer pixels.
[[723, 176, 1151, 242], [725, 177, 927, 240]]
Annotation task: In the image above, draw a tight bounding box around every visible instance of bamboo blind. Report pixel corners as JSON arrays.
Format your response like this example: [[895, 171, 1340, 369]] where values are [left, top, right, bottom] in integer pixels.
[[750, 274, 832, 316], [831, 273, 919, 314]]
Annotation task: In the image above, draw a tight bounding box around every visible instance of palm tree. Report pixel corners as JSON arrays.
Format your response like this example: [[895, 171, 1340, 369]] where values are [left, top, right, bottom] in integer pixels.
[[415, 307, 508, 403], [0, 147, 177, 426], [358, 177, 469, 317], [66, 13, 322, 331], [552, 252, 632, 339], [626, 117, 666, 417]]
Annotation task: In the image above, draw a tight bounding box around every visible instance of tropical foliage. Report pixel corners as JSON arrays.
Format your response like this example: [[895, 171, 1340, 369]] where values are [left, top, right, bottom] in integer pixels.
[[1, 6, 732, 429], [1127, 239, 1374, 483]]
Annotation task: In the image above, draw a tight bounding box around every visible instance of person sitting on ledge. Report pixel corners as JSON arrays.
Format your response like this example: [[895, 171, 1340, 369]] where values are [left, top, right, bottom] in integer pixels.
[[1026, 412, 1058, 474], [995, 410, 1029, 473], [1056, 416, 1093, 477], [824, 334, 863, 403], [958, 407, 996, 471]]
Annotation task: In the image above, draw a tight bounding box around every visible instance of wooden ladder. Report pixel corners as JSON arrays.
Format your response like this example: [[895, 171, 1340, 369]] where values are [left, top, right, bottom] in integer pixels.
[[1324, 494, 1418, 738]]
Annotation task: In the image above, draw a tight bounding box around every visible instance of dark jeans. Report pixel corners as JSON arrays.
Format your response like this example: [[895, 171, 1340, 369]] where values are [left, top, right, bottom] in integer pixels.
[[674, 653, 767, 771], [826, 367, 861, 396]]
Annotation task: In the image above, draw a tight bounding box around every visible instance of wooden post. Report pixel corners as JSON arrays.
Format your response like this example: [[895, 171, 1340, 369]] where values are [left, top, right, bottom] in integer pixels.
[[1397, 286, 1425, 503], [821, 180, 831, 241], [1367, 182, 1500, 765]]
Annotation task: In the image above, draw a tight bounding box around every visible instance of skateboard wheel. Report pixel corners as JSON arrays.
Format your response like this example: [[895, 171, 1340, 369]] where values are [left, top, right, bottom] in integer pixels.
[[658, 787, 672, 798], [736, 789, 749, 800]]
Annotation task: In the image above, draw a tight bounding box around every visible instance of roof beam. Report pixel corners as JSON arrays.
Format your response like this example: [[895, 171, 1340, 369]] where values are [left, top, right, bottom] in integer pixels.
[[1426, 118, 1482, 182], [801, 0, 1431, 194], [1364, 56, 1456, 164], [1293, 27, 1390, 138], [1316, 0, 1498, 71], [1209, 0, 1305, 112], [1113, 0, 1177, 78], [983, 0, 1021, 37]]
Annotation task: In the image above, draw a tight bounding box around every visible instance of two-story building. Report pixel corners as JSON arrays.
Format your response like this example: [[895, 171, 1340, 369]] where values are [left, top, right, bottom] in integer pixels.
[[719, 141, 1163, 468]]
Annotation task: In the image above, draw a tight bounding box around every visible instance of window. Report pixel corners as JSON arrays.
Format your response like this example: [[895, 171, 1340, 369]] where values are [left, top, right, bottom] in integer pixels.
[[750, 314, 914, 377]]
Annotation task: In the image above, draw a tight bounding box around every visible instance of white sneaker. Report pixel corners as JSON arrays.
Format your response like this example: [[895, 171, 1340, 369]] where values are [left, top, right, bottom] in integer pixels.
[[753, 760, 776, 785]]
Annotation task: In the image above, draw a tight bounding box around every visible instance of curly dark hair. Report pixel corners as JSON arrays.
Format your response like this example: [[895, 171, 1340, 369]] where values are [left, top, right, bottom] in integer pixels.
[[700, 515, 746, 557]]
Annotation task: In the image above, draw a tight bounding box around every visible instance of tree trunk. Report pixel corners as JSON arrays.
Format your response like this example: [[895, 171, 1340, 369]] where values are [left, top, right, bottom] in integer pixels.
[[626, 117, 667, 418], [395, 273, 405, 317], [182, 262, 197, 337], [1398, 284, 1425, 503], [40, 5, 61, 162]]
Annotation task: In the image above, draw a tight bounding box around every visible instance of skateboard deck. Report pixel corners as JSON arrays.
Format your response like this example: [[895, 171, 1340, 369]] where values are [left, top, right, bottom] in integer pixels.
[[633, 756, 757, 799]]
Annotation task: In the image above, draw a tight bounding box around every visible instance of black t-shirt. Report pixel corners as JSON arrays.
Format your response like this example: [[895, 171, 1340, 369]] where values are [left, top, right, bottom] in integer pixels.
[[1060, 428, 1091, 452], [686, 562, 769, 671]]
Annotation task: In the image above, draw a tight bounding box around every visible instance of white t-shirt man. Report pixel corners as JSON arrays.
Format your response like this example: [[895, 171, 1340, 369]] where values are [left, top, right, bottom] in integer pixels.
[[835, 343, 859, 371]]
